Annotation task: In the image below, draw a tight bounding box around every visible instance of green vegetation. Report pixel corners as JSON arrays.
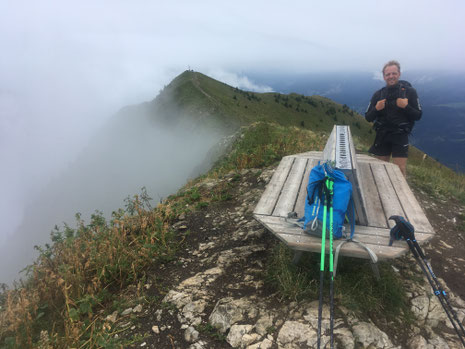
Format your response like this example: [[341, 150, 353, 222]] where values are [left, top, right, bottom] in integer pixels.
[[195, 323, 226, 341], [266, 244, 318, 301], [213, 122, 326, 173], [0, 190, 179, 348], [266, 244, 413, 323], [335, 257, 412, 321], [408, 147, 465, 203], [150, 71, 374, 140], [1, 69, 464, 347]]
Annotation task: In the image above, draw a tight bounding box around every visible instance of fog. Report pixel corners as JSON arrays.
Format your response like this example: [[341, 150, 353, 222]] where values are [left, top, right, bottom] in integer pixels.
[[1, 0, 465, 283], [0, 101, 226, 283]]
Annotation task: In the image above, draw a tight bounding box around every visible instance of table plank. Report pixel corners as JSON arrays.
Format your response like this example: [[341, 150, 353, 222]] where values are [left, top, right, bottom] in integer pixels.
[[357, 162, 388, 228], [371, 163, 406, 228], [279, 233, 408, 260], [256, 214, 432, 243], [385, 165, 435, 234], [254, 156, 294, 215], [273, 157, 309, 217], [294, 159, 318, 217], [293, 151, 322, 160]]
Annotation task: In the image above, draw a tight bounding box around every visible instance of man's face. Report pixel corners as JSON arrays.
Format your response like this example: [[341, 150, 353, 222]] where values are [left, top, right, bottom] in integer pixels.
[[383, 65, 400, 87]]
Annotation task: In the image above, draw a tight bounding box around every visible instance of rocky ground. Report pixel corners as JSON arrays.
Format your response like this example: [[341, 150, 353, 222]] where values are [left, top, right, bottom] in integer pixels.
[[108, 166, 465, 349]]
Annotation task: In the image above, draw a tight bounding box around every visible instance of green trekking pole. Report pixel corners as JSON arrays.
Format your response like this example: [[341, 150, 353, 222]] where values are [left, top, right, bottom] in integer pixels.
[[328, 178, 335, 349], [317, 182, 328, 349]]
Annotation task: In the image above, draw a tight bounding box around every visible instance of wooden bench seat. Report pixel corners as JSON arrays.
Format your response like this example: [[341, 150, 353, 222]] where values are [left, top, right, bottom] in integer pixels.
[[253, 126, 435, 261]]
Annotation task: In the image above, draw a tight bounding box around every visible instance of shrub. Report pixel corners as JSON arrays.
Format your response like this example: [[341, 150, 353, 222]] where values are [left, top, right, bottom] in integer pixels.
[[0, 190, 178, 348]]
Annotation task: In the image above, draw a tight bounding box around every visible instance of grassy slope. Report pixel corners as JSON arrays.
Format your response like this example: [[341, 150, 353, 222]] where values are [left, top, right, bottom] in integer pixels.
[[1, 70, 464, 348], [148, 71, 375, 142]]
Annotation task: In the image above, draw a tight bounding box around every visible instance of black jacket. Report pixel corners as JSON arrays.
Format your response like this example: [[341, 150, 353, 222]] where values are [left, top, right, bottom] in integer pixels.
[[365, 82, 422, 132]]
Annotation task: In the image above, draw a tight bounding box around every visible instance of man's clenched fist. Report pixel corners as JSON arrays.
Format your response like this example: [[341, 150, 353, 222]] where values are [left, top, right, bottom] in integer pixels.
[[396, 98, 408, 108], [375, 99, 386, 111]]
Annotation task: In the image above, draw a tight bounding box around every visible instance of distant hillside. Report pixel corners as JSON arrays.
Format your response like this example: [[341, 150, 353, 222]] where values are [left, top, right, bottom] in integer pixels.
[[246, 70, 465, 172], [143, 70, 375, 140]]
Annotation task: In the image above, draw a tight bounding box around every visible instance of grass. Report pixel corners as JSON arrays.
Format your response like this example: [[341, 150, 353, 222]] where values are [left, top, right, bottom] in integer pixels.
[[408, 146, 465, 203], [0, 190, 179, 348], [265, 244, 318, 301], [2, 69, 465, 347], [212, 122, 327, 173], [150, 71, 374, 139], [265, 243, 414, 324], [195, 323, 226, 341]]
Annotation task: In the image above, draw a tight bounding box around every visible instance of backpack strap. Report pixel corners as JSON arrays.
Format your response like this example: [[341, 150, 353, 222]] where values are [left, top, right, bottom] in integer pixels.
[[379, 87, 387, 100], [334, 239, 380, 280], [285, 216, 305, 229], [334, 199, 379, 279], [399, 84, 407, 99]]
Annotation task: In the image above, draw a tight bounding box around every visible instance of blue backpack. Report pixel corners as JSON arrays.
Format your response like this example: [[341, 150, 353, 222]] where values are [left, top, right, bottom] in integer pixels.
[[301, 162, 355, 239]]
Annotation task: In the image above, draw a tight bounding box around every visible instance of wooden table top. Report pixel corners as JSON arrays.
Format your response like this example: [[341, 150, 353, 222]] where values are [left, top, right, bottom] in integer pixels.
[[254, 151, 435, 260]]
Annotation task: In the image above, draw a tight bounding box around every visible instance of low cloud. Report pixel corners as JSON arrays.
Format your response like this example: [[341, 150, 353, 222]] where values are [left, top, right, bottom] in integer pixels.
[[0, 104, 225, 284], [207, 69, 273, 93], [372, 71, 384, 81]]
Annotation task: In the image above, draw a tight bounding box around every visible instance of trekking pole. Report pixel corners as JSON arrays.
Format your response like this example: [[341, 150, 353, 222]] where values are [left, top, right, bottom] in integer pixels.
[[317, 185, 328, 349], [327, 178, 335, 349], [406, 238, 465, 347], [389, 216, 465, 347], [411, 239, 465, 343]]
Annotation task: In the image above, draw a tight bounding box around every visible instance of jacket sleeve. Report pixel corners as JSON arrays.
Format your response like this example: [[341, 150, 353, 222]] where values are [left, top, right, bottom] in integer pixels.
[[365, 91, 382, 122], [403, 87, 422, 121]]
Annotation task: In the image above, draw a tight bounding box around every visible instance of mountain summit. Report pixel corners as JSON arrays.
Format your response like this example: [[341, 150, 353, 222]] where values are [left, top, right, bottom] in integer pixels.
[[1, 71, 464, 348]]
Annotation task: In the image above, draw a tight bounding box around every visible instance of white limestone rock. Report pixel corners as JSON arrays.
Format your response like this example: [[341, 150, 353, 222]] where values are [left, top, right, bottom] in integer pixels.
[[132, 304, 143, 313], [242, 333, 261, 347], [352, 322, 396, 349], [277, 321, 317, 347], [428, 335, 451, 349], [226, 324, 253, 348], [105, 311, 118, 323], [254, 313, 274, 336], [121, 308, 133, 316], [209, 297, 255, 333], [411, 295, 430, 321], [246, 338, 273, 349], [182, 300, 207, 324], [184, 326, 200, 343], [334, 326, 355, 349], [163, 290, 193, 309], [427, 294, 449, 328], [303, 301, 330, 330], [408, 335, 429, 349]]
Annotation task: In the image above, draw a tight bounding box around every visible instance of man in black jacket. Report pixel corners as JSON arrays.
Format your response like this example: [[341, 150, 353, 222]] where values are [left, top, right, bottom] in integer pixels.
[[365, 60, 422, 177]]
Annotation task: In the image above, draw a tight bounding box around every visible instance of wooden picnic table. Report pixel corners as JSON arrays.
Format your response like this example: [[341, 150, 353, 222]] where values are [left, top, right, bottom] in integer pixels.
[[253, 128, 435, 261]]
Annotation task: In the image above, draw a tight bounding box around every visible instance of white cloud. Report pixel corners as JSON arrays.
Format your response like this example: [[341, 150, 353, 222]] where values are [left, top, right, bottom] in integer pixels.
[[320, 84, 342, 96], [207, 69, 273, 92], [372, 71, 384, 81], [413, 75, 435, 84]]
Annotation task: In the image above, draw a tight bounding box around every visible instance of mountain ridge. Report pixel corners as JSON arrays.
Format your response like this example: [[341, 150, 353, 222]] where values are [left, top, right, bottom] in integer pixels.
[[1, 71, 465, 348]]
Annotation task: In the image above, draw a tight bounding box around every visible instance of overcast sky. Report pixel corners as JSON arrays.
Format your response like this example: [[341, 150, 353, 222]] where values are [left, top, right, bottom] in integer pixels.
[[1, 0, 464, 248]]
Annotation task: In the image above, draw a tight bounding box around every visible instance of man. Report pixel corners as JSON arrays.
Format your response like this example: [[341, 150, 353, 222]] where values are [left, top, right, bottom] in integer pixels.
[[365, 60, 422, 177]]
